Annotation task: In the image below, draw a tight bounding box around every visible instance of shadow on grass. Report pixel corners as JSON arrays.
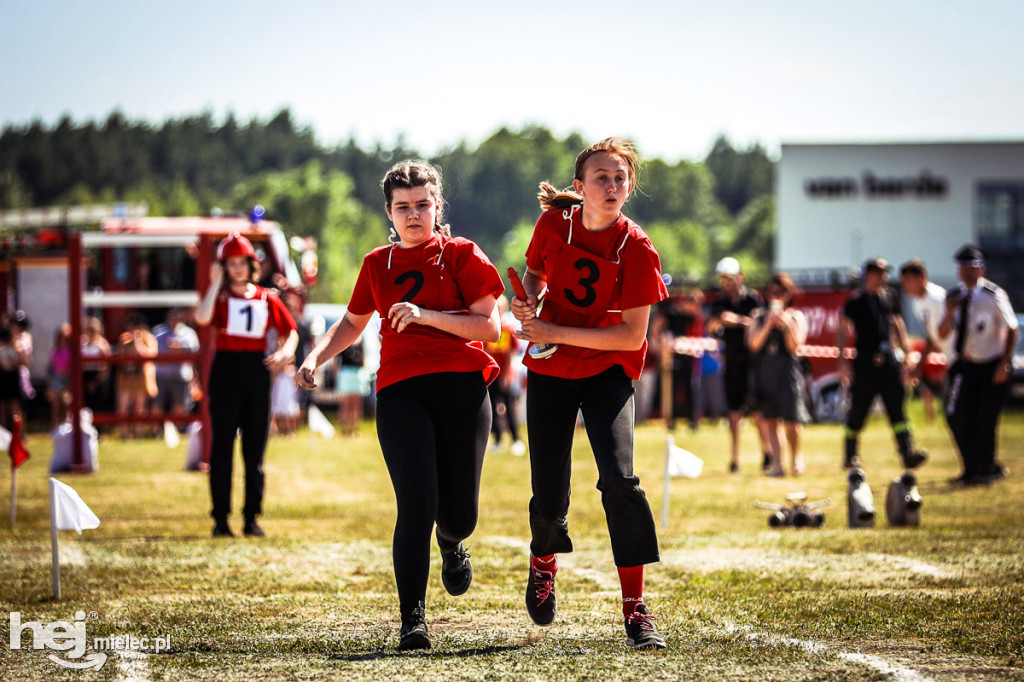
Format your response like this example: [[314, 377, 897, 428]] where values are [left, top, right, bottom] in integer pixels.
[[332, 644, 533, 661], [916, 480, 999, 495], [81, 535, 215, 543]]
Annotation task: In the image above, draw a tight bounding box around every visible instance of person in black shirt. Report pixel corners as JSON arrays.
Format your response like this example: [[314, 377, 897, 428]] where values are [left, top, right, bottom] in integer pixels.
[[837, 258, 927, 470], [658, 288, 704, 430], [707, 257, 768, 473]]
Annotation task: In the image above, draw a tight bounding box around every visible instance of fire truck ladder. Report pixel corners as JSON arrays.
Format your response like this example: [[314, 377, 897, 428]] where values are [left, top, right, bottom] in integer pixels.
[[66, 232, 216, 471]]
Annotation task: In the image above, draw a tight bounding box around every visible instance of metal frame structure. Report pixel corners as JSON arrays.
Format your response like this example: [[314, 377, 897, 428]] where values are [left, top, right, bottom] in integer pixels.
[[66, 232, 216, 470]]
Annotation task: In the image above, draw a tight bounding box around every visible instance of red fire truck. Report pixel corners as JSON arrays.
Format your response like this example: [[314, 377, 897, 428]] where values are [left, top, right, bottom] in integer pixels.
[[1, 204, 317, 469]]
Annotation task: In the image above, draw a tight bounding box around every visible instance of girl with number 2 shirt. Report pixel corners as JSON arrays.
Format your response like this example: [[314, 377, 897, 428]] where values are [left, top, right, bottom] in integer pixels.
[[195, 233, 299, 539], [511, 138, 670, 650], [296, 161, 504, 651]]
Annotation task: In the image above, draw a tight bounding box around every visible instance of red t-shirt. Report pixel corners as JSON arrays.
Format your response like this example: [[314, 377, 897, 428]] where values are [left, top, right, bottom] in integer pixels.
[[524, 209, 668, 380], [348, 233, 504, 392], [209, 286, 297, 352]]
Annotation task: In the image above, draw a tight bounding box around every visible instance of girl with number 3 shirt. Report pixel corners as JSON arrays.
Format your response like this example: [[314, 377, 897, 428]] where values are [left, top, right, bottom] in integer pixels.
[[195, 233, 299, 538], [296, 161, 504, 651], [511, 138, 670, 650]]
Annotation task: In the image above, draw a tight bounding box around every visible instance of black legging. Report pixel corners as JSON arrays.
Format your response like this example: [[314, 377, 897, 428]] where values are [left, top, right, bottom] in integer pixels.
[[207, 351, 271, 521], [375, 371, 491, 614], [526, 366, 660, 568]]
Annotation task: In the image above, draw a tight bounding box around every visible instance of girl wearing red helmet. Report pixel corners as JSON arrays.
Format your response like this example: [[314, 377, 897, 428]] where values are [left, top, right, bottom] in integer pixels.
[[510, 138, 670, 650], [296, 161, 503, 651], [196, 232, 298, 538]]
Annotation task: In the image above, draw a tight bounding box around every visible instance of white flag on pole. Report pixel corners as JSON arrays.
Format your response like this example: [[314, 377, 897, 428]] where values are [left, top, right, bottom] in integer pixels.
[[666, 435, 703, 478], [49, 478, 100, 535], [163, 421, 181, 448], [307, 404, 336, 439]]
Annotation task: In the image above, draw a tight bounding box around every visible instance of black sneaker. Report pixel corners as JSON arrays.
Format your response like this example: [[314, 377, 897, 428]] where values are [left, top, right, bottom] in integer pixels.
[[901, 449, 927, 470], [397, 602, 430, 651], [729, 461, 739, 474], [624, 604, 667, 650], [526, 561, 557, 625], [439, 540, 472, 596], [243, 519, 266, 537], [212, 520, 234, 538], [762, 452, 771, 472]]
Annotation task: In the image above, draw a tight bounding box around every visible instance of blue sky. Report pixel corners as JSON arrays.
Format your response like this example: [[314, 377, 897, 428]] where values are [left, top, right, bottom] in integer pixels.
[[2, 0, 1022, 160]]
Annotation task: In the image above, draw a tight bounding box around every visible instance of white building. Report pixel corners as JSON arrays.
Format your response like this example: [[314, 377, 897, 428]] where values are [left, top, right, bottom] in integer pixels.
[[776, 141, 1024, 305]]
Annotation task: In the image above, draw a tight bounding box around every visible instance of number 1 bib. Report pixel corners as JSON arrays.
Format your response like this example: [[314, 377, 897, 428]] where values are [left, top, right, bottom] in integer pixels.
[[226, 295, 270, 338]]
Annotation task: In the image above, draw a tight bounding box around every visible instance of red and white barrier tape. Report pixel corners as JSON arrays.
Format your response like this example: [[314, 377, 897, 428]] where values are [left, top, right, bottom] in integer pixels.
[[669, 337, 946, 365]]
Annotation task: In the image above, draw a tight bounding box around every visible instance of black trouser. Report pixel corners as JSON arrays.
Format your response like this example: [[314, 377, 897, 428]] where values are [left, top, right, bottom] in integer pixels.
[[208, 351, 271, 521], [526, 366, 660, 567], [845, 361, 908, 432], [376, 371, 491, 615], [723, 357, 753, 413], [945, 359, 1007, 477], [488, 381, 521, 444], [671, 357, 698, 422]]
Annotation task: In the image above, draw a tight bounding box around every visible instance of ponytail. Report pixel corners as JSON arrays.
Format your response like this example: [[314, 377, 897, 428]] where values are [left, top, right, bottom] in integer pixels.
[[537, 181, 582, 211]]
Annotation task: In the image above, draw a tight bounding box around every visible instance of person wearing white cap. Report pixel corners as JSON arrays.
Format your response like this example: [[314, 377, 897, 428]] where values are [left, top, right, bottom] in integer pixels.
[[707, 257, 769, 473]]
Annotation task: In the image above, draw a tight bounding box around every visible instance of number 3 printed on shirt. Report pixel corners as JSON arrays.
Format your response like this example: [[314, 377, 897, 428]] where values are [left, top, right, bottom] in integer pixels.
[[564, 257, 599, 308]]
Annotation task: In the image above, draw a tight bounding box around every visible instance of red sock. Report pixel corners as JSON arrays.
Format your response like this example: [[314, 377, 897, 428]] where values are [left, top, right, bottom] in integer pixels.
[[532, 554, 557, 572], [617, 565, 645, 616]]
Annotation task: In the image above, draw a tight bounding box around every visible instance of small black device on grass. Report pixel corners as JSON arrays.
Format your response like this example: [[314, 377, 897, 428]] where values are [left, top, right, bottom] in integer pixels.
[[755, 492, 831, 528]]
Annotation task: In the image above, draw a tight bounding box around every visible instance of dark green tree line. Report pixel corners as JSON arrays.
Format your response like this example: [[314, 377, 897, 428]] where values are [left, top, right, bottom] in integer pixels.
[[0, 110, 776, 296]]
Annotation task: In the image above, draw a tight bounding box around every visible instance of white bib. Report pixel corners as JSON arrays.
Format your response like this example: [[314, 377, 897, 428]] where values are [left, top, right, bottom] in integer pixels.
[[226, 297, 270, 339]]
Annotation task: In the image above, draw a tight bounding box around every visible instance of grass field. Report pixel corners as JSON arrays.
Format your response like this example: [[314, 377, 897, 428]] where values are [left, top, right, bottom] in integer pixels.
[[2, 400, 1023, 681]]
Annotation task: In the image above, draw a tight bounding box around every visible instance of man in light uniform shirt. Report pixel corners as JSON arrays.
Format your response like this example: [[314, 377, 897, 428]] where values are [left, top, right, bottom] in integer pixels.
[[938, 245, 1019, 486], [899, 259, 953, 421]]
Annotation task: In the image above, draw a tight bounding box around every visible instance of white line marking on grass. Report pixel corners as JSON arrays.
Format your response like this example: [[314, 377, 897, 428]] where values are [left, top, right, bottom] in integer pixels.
[[58, 544, 87, 566], [114, 649, 151, 682], [839, 652, 933, 682], [484, 537, 621, 591], [727, 623, 933, 682], [484, 536, 531, 553], [567, 566, 620, 591], [863, 554, 956, 580]]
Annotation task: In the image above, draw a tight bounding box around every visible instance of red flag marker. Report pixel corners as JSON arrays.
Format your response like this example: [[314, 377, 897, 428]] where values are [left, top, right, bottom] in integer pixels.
[[9, 414, 29, 526], [9, 414, 29, 470]]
